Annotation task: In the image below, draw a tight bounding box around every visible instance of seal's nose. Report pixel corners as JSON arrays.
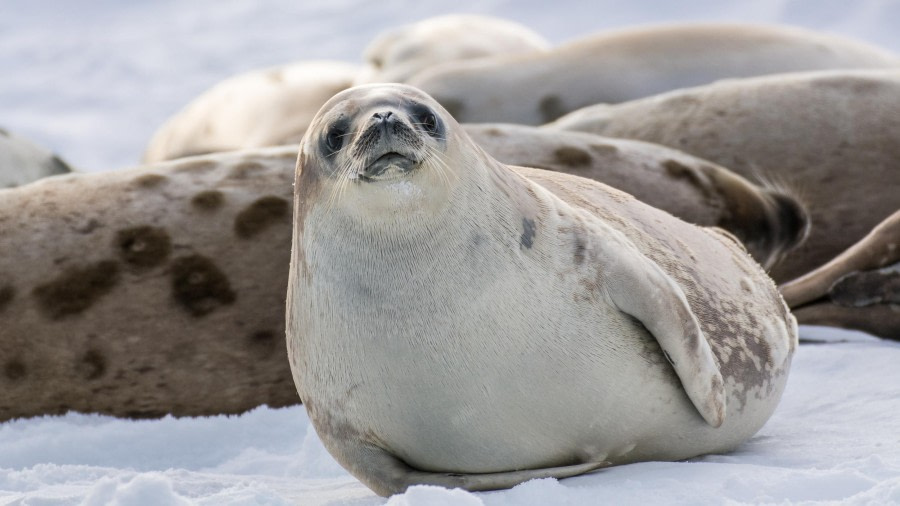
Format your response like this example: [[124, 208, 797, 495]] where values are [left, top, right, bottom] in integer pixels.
[[372, 111, 393, 122]]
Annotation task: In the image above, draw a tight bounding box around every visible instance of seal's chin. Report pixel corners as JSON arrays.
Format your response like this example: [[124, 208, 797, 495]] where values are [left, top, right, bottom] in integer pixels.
[[359, 152, 419, 182]]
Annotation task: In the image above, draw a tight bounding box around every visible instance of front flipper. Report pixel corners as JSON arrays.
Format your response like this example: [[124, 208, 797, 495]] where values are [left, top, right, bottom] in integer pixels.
[[340, 442, 608, 497], [602, 237, 726, 428]]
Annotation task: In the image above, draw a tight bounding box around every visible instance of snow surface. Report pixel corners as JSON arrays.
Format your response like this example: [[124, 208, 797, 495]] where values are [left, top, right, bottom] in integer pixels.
[[2, 1, 899, 504]]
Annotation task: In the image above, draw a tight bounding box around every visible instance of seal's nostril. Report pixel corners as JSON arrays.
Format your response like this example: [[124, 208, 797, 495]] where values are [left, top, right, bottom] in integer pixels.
[[373, 111, 393, 122]]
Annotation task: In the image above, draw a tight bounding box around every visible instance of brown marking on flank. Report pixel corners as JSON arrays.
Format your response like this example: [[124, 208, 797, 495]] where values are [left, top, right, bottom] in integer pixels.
[[78, 349, 107, 380], [267, 69, 284, 83], [115, 226, 171, 270], [539, 95, 566, 123], [234, 196, 289, 238], [438, 99, 464, 119], [554, 146, 593, 168], [4, 359, 26, 381], [249, 330, 278, 355], [484, 127, 504, 137], [191, 190, 225, 211], [170, 255, 236, 317], [0, 285, 14, 313], [32, 260, 120, 319], [132, 173, 168, 189], [229, 161, 267, 180]]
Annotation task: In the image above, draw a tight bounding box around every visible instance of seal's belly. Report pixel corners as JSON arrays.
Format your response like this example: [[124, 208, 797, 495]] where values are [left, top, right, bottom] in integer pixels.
[[335, 317, 700, 473]]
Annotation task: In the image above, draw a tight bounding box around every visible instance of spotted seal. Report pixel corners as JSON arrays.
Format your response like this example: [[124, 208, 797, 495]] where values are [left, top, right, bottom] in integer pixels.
[[550, 69, 900, 283], [286, 84, 797, 496], [0, 147, 299, 421], [408, 23, 900, 124]]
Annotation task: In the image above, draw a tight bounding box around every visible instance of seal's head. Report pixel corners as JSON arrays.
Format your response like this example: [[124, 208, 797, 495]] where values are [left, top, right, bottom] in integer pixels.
[[297, 84, 468, 225]]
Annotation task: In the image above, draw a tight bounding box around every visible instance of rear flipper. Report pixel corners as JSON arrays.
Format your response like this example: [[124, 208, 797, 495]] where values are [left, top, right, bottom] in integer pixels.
[[330, 439, 608, 497]]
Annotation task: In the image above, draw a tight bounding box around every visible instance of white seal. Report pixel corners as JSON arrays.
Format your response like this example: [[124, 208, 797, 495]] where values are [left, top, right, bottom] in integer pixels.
[[286, 84, 798, 496], [354, 14, 549, 84], [142, 61, 358, 162]]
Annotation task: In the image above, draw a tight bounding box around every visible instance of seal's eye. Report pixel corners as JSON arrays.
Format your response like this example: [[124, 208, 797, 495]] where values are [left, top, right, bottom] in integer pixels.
[[410, 105, 440, 137], [324, 125, 345, 154]]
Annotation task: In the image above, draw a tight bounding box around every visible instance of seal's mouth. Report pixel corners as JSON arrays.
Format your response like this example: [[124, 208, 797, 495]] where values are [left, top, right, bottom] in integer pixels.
[[359, 152, 418, 182]]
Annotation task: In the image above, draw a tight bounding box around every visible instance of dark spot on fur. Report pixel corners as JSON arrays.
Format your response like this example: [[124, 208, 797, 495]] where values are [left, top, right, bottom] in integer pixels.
[[539, 95, 566, 123], [663, 159, 700, 182], [250, 330, 278, 355], [170, 255, 236, 317], [484, 127, 504, 137], [33, 261, 120, 319], [115, 226, 171, 270], [191, 190, 224, 211], [234, 196, 289, 238], [268, 69, 284, 83], [438, 98, 464, 119], [574, 235, 586, 265], [132, 173, 168, 189], [520, 217, 536, 249], [0, 285, 14, 313], [4, 359, 25, 381], [554, 146, 593, 168], [0, 127, 8, 137], [78, 349, 107, 380], [229, 162, 266, 180]]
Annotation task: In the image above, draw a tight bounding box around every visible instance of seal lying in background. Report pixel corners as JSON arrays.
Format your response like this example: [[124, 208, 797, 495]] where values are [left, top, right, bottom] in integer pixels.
[[0, 147, 298, 421], [0, 128, 73, 188], [142, 61, 359, 163], [355, 14, 549, 84], [550, 70, 900, 284], [465, 123, 807, 270], [780, 210, 900, 340], [408, 23, 900, 124], [287, 84, 797, 496]]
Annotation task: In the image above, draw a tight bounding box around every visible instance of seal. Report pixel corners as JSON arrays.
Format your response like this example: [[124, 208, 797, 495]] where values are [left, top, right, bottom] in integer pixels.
[[780, 210, 900, 340], [355, 14, 549, 84], [465, 123, 807, 270], [407, 23, 900, 124], [0, 146, 299, 421], [286, 84, 798, 496], [0, 127, 73, 188], [142, 61, 359, 163], [549, 69, 900, 283]]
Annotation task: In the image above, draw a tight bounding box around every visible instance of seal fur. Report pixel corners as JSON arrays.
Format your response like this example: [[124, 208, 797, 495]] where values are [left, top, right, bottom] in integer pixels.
[[287, 84, 797, 496], [408, 23, 900, 124]]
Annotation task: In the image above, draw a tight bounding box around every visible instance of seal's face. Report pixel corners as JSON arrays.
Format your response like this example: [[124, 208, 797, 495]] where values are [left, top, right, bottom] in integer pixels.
[[299, 85, 458, 221]]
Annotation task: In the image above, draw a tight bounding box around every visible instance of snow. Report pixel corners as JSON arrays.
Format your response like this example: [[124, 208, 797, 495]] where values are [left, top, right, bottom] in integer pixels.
[[2, 1, 899, 504]]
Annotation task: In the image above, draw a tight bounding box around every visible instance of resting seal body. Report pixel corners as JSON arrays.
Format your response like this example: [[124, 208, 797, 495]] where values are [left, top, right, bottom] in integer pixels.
[[287, 84, 798, 496], [780, 210, 900, 340], [355, 14, 549, 84], [408, 23, 900, 124], [465, 123, 807, 270], [0, 147, 298, 421], [550, 69, 900, 283], [0, 128, 73, 188], [142, 61, 358, 162]]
